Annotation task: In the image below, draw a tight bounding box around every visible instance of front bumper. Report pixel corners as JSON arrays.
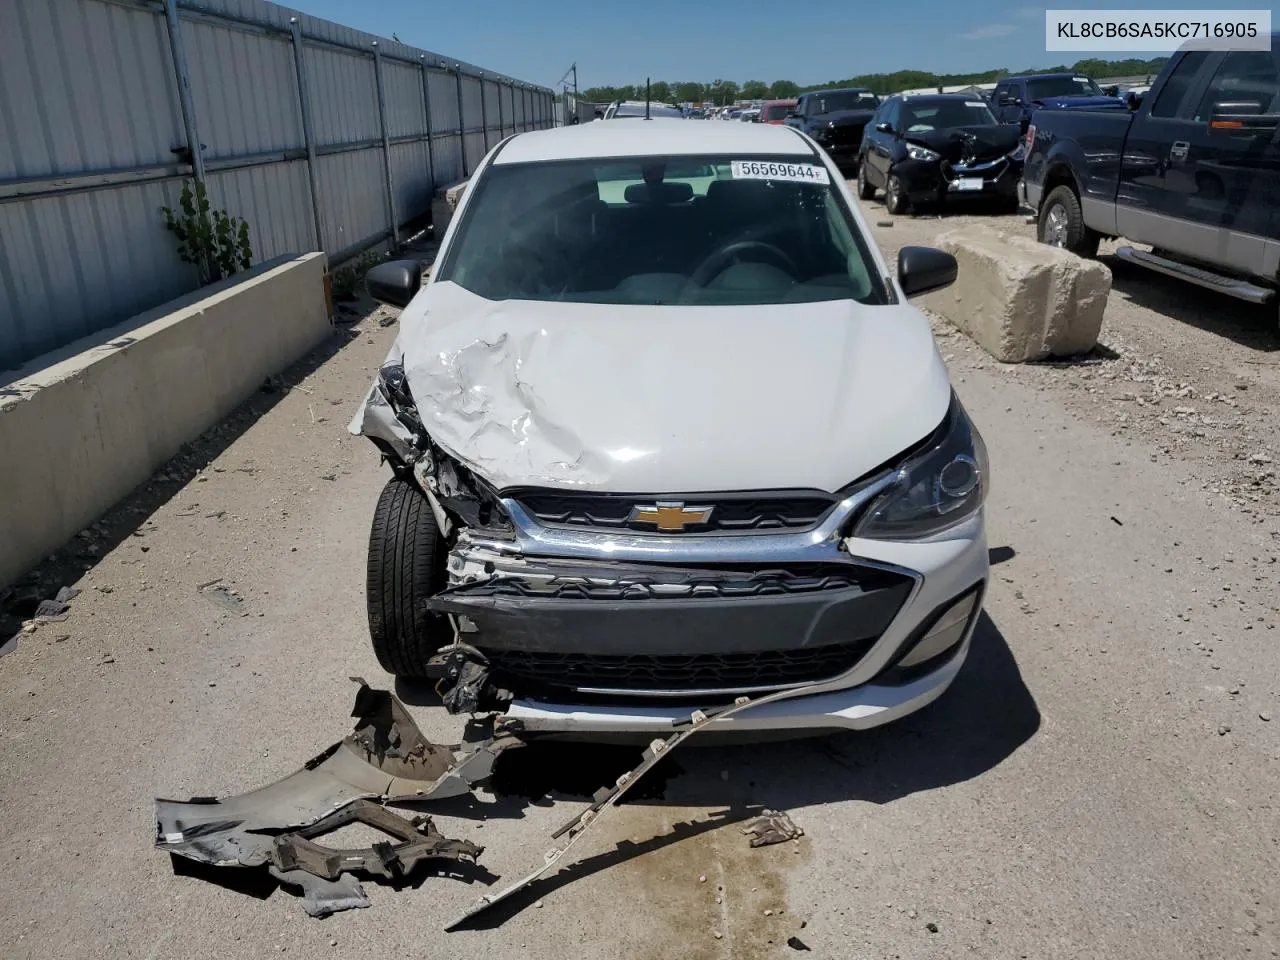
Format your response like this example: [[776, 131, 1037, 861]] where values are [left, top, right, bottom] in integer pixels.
[[429, 483, 989, 732], [895, 154, 1022, 205]]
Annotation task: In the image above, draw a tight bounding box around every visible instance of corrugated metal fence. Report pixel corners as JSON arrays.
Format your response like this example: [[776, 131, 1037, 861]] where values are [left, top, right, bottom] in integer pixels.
[[0, 0, 555, 372]]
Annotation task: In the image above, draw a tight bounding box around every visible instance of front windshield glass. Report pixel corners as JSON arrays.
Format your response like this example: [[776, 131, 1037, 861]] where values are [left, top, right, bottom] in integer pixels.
[[763, 103, 792, 120], [1025, 76, 1102, 99], [901, 100, 997, 131], [438, 154, 885, 307], [815, 91, 878, 112]]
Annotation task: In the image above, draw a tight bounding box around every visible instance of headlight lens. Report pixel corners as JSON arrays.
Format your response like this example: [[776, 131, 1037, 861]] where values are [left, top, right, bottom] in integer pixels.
[[906, 143, 941, 162], [1007, 143, 1026, 161], [851, 394, 989, 540]]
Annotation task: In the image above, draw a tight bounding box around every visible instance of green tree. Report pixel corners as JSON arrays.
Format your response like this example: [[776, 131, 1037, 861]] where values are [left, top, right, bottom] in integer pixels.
[[580, 56, 1168, 107], [708, 78, 740, 105], [674, 81, 705, 103]]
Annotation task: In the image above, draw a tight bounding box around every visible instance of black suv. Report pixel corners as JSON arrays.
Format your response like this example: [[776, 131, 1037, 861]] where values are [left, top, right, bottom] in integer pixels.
[[784, 88, 880, 171]]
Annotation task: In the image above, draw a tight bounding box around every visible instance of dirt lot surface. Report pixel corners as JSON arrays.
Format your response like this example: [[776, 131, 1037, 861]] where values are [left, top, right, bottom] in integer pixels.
[[2, 198, 1278, 960]]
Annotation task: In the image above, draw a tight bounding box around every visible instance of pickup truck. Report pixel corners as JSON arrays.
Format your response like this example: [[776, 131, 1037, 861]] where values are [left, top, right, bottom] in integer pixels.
[[784, 87, 881, 171], [1021, 39, 1280, 329], [991, 73, 1128, 132]]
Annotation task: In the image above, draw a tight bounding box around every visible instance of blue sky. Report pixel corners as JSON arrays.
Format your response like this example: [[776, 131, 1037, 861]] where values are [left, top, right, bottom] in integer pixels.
[[282, 0, 1207, 88]]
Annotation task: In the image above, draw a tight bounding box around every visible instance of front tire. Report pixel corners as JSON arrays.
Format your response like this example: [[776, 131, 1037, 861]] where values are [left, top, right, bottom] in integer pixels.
[[366, 475, 452, 678], [857, 160, 877, 200], [1037, 185, 1100, 257], [885, 173, 908, 215]]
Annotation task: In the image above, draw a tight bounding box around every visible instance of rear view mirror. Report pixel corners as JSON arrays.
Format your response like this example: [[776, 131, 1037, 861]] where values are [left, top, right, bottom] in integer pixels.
[[898, 246, 957, 297], [1210, 101, 1279, 131], [365, 260, 423, 308]]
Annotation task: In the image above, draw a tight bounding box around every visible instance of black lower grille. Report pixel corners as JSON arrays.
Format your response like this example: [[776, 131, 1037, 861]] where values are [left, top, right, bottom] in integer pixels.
[[829, 122, 867, 146], [486, 642, 872, 692]]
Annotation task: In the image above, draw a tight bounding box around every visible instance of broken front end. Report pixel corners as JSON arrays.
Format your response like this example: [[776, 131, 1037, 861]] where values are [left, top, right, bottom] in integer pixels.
[[350, 354, 990, 735]]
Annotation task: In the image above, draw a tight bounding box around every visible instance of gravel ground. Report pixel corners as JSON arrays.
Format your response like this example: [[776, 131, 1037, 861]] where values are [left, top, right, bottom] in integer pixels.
[[1, 201, 1277, 960]]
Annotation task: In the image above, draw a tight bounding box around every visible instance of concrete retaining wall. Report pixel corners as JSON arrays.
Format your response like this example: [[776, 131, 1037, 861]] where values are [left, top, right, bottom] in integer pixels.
[[920, 227, 1111, 362], [430, 180, 470, 239], [0, 253, 331, 589]]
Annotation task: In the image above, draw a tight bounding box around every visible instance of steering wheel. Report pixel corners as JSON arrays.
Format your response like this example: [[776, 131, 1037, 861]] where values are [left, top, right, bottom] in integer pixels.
[[689, 239, 797, 287]]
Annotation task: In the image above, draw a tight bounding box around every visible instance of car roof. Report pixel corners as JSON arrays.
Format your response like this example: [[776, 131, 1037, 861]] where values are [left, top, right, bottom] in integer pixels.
[[494, 119, 815, 165], [763, 98, 796, 105], [807, 87, 873, 95]]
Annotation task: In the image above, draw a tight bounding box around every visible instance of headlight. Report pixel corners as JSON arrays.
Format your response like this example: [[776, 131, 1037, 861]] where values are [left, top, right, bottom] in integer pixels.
[[1007, 143, 1026, 161], [905, 143, 941, 162], [851, 394, 988, 540]]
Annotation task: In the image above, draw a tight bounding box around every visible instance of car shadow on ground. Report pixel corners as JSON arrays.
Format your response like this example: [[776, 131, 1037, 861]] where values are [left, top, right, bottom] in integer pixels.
[[1102, 254, 1280, 352]]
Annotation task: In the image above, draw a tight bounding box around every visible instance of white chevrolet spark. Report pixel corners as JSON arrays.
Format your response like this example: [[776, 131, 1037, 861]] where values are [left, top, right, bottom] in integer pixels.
[[351, 118, 989, 734]]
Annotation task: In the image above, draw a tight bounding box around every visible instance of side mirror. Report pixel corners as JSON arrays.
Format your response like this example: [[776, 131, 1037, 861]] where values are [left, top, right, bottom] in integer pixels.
[[875, 122, 894, 134], [1210, 101, 1279, 131], [365, 260, 423, 308], [898, 246, 957, 297]]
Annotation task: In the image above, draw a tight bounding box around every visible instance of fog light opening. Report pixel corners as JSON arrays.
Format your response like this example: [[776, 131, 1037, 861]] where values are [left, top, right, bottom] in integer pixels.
[[896, 588, 981, 670]]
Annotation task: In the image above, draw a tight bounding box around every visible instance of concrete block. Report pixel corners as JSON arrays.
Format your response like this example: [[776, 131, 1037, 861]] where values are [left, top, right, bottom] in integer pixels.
[[0, 253, 331, 589], [431, 179, 469, 238], [919, 226, 1111, 362]]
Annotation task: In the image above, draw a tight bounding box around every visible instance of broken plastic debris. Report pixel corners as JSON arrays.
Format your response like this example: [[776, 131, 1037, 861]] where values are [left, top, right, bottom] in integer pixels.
[[153, 679, 514, 917], [742, 810, 804, 848]]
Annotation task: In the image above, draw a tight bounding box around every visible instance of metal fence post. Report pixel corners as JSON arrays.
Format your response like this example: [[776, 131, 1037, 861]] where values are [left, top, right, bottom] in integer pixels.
[[497, 80, 504, 139], [479, 72, 490, 152], [289, 17, 325, 251], [455, 63, 468, 177], [162, 0, 205, 183], [419, 56, 436, 194], [371, 41, 399, 247]]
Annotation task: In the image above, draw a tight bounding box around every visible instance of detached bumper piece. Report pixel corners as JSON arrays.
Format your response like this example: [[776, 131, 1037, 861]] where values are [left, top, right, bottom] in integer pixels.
[[153, 678, 514, 917], [156, 679, 819, 929]]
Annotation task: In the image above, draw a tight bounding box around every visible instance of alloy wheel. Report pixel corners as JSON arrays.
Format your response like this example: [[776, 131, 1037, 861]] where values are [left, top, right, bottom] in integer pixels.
[[1043, 203, 1069, 247]]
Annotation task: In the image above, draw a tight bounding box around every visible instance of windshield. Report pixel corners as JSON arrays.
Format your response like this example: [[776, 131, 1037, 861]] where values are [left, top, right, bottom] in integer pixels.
[[438, 154, 885, 307], [763, 103, 792, 120], [1025, 76, 1102, 100], [901, 100, 997, 131], [814, 91, 878, 113]]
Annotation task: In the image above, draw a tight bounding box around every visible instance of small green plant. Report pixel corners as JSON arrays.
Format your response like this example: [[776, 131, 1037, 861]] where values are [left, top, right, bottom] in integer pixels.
[[331, 249, 386, 298], [161, 179, 253, 286]]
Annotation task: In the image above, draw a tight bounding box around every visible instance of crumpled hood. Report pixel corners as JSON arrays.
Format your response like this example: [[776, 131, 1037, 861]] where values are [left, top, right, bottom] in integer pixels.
[[906, 124, 1021, 163], [353, 282, 951, 494]]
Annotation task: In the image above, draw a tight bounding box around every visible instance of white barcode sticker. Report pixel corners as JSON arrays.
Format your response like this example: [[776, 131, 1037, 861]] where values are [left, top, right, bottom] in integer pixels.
[[731, 160, 830, 184], [965, 101, 986, 107]]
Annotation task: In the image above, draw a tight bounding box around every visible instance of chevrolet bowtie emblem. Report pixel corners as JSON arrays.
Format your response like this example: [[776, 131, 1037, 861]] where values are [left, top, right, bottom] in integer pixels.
[[629, 501, 714, 531]]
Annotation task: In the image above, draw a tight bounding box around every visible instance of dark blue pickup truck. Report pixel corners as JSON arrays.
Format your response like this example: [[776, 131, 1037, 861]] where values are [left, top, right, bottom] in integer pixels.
[[1021, 39, 1280, 330], [991, 73, 1128, 131]]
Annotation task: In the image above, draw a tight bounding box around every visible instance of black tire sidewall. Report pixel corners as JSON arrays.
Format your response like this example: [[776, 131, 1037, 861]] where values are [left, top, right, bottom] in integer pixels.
[[366, 474, 451, 677]]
